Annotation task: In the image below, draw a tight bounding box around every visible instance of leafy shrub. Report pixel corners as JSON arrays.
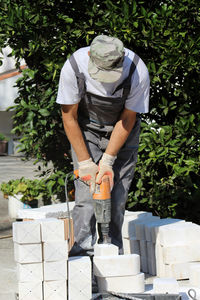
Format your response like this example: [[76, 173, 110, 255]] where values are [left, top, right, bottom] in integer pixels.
[[0, 0, 199, 220]]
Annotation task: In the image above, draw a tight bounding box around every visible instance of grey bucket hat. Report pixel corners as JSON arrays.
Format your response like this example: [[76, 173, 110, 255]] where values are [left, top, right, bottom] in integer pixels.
[[88, 35, 125, 83]]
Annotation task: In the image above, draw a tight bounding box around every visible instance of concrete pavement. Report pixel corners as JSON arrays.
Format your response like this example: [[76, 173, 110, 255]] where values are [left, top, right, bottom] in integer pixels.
[[0, 156, 50, 299]]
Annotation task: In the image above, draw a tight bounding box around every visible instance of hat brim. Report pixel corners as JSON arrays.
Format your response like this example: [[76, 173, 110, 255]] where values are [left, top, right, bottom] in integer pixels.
[[88, 58, 123, 83]]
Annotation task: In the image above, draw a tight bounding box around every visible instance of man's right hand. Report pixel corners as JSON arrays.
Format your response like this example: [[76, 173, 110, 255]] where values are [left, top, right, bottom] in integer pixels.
[[78, 158, 99, 194]]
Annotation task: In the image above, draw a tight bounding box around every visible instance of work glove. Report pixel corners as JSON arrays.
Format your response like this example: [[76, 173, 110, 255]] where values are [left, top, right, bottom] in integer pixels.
[[78, 158, 99, 194], [96, 153, 116, 189]]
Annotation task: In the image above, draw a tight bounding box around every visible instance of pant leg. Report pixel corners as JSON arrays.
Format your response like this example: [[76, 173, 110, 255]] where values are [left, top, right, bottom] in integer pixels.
[[109, 117, 141, 253], [69, 131, 103, 256]]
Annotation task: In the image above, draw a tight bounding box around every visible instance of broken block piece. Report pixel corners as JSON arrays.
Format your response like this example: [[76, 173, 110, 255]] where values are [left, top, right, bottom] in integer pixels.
[[14, 243, 42, 263], [44, 280, 67, 300], [153, 278, 179, 294], [123, 237, 140, 255], [93, 254, 140, 277], [94, 243, 118, 256], [68, 256, 92, 300], [17, 262, 43, 282], [43, 241, 68, 261], [44, 260, 67, 281], [40, 218, 65, 242], [13, 220, 41, 244], [18, 281, 43, 300], [97, 272, 145, 293]]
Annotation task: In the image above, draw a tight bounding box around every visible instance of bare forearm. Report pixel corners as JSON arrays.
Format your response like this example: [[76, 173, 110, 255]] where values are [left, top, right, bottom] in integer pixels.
[[61, 105, 90, 162], [106, 109, 137, 156]]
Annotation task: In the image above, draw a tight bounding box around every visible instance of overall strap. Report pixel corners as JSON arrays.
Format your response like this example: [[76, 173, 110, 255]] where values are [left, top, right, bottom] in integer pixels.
[[112, 54, 140, 99], [69, 54, 86, 99]]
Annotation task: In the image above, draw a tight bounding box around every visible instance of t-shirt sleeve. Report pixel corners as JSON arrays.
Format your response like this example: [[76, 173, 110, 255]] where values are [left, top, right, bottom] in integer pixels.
[[125, 62, 150, 113], [56, 59, 80, 105]]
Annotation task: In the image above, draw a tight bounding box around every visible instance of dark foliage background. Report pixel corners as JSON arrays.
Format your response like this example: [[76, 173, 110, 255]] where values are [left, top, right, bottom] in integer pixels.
[[0, 0, 199, 221]]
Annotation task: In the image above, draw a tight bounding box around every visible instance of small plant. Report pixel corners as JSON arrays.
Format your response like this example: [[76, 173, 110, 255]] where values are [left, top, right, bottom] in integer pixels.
[[0, 177, 52, 206], [0, 133, 9, 141]]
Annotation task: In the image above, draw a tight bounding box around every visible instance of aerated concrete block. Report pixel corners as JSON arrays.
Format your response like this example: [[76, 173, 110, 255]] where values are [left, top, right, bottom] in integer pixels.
[[155, 242, 165, 278], [123, 237, 140, 255], [14, 243, 42, 263], [140, 255, 148, 274], [17, 262, 43, 282], [144, 219, 184, 242], [43, 260, 67, 281], [122, 212, 151, 238], [40, 218, 65, 242], [135, 216, 160, 241], [94, 243, 118, 256], [139, 240, 147, 257], [13, 221, 41, 244], [163, 244, 198, 264], [189, 263, 200, 287], [97, 272, 145, 294], [43, 280, 67, 300], [68, 256, 92, 300], [165, 262, 190, 280], [18, 281, 43, 300], [153, 278, 179, 294], [43, 240, 68, 261], [158, 222, 195, 246], [94, 254, 140, 277]]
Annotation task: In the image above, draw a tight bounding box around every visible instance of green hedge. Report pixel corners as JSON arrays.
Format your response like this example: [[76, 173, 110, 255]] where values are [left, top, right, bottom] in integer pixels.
[[0, 0, 199, 220]]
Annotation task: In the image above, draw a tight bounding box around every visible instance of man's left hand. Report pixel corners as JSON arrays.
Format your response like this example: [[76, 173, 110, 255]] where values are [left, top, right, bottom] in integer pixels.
[[96, 153, 116, 189]]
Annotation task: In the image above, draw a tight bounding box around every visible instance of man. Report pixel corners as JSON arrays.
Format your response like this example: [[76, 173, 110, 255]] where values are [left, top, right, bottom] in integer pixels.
[[56, 34, 150, 256]]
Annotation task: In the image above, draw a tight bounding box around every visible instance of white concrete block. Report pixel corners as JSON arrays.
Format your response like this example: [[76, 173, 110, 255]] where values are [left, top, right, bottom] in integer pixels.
[[135, 216, 160, 240], [155, 242, 165, 277], [163, 244, 200, 264], [122, 212, 152, 238], [94, 254, 140, 277], [140, 255, 148, 273], [44, 260, 67, 281], [40, 218, 65, 242], [13, 221, 41, 244], [125, 210, 152, 217], [145, 219, 184, 242], [148, 258, 156, 276], [14, 243, 42, 263], [97, 272, 145, 293], [17, 262, 43, 282], [158, 222, 196, 246], [68, 256, 92, 300], [123, 237, 140, 255], [189, 263, 200, 287], [44, 280, 67, 300], [165, 262, 190, 280], [153, 278, 179, 294], [94, 243, 118, 256], [43, 241, 68, 261], [18, 281, 43, 300], [147, 242, 156, 275], [139, 240, 147, 257]]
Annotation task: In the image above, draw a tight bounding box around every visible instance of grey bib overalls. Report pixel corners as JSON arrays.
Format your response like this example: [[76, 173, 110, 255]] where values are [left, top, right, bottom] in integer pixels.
[[69, 54, 141, 256]]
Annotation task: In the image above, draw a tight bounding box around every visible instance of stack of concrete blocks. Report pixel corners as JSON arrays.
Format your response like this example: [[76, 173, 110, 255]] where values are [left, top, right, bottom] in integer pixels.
[[68, 256, 92, 300], [13, 218, 68, 300], [155, 221, 200, 280], [122, 211, 161, 275], [93, 243, 145, 294]]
